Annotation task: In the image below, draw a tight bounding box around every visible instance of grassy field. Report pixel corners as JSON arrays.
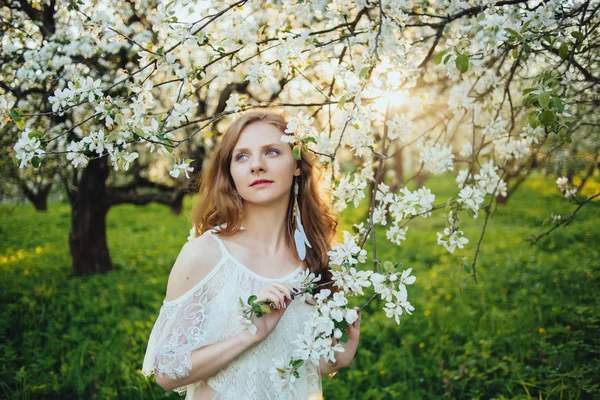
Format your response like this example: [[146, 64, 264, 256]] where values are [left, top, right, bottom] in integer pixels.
[[0, 173, 598, 399]]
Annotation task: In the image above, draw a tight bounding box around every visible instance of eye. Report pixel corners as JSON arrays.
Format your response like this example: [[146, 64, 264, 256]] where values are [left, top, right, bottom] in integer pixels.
[[235, 154, 247, 161], [267, 148, 280, 156]]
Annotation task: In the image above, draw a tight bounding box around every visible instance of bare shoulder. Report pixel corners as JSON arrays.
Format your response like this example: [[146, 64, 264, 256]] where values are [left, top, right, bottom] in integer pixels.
[[164, 232, 223, 302]]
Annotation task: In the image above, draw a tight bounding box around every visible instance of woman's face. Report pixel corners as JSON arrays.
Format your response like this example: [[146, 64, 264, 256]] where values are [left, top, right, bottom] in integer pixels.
[[229, 121, 300, 205]]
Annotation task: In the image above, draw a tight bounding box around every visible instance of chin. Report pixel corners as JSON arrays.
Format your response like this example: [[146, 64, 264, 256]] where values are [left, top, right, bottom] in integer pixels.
[[244, 191, 288, 205]]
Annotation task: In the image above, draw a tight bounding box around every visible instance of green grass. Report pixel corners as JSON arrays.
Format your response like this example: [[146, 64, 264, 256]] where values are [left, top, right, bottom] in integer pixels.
[[0, 173, 598, 399]]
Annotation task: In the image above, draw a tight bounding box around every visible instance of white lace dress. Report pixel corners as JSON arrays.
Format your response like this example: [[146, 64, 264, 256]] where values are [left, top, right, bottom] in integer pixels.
[[142, 228, 323, 399]]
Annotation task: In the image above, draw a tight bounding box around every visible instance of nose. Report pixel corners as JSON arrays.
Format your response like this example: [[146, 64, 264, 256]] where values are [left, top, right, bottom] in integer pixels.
[[249, 155, 266, 174]]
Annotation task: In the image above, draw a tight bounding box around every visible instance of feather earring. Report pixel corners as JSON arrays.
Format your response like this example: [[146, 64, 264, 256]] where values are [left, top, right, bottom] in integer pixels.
[[293, 176, 312, 260]]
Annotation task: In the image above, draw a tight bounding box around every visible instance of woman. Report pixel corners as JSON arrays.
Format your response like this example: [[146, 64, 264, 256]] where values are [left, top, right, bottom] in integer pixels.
[[142, 111, 362, 399]]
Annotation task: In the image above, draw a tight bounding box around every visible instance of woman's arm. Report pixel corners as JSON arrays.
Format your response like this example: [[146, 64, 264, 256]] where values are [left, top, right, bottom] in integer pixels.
[[319, 307, 362, 376], [155, 331, 258, 391], [153, 236, 295, 391]]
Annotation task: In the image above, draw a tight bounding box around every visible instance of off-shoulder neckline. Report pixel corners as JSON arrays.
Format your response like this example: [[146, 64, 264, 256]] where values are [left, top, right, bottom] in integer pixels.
[[208, 229, 303, 282]]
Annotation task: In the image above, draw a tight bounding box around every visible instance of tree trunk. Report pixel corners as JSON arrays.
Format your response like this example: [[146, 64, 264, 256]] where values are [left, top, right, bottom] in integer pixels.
[[169, 190, 185, 215], [31, 193, 49, 211], [69, 156, 113, 275], [24, 182, 52, 211]]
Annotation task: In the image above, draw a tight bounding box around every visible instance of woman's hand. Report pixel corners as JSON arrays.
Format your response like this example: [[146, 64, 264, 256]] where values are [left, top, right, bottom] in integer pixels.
[[250, 282, 296, 344]]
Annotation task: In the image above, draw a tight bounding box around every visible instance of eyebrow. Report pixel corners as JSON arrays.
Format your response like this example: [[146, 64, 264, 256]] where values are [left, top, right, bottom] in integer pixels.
[[233, 143, 283, 153]]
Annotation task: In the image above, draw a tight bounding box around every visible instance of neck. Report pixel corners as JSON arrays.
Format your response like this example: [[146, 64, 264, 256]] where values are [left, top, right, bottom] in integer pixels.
[[240, 197, 293, 257]]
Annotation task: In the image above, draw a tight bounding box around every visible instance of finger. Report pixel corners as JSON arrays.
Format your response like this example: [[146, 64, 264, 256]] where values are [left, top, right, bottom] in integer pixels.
[[262, 289, 283, 307], [271, 282, 295, 300], [266, 287, 286, 309], [271, 284, 293, 306]]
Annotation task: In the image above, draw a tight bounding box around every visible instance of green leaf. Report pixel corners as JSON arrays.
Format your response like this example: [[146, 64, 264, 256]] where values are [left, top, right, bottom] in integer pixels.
[[31, 156, 41, 168], [553, 97, 565, 113], [383, 261, 394, 273], [522, 94, 535, 106], [341, 331, 349, 343], [539, 110, 556, 127], [28, 130, 43, 139], [523, 43, 531, 53], [358, 66, 370, 79], [455, 54, 469, 73], [564, 134, 572, 144], [538, 92, 551, 109], [505, 28, 522, 40], [248, 295, 257, 304], [521, 20, 532, 32], [558, 42, 568, 59], [463, 263, 471, 274], [512, 48, 519, 59], [433, 49, 447, 65], [306, 136, 318, 144], [302, 144, 308, 153], [9, 108, 23, 121], [292, 145, 301, 161], [571, 31, 584, 42], [16, 120, 25, 130], [442, 53, 453, 65], [542, 35, 552, 46], [337, 320, 349, 330], [338, 94, 347, 110], [291, 359, 304, 368], [260, 304, 272, 315], [239, 297, 245, 307]]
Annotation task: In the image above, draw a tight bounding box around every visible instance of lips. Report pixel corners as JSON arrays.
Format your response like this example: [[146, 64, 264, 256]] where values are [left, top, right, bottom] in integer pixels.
[[251, 179, 273, 187]]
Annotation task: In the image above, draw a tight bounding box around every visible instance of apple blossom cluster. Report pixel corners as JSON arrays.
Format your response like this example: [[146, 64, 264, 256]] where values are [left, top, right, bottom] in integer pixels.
[[168, 158, 195, 179], [333, 173, 367, 209], [369, 182, 437, 246], [556, 176, 577, 199], [370, 264, 416, 323], [327, 231, 367, 267], [267, 247, 416, 392], [437, 211, 469, 254], [48, 77, 104, 116], [283, 112, 316, 144], [13, 130, 44, 168], [455, 162, 508, 218], [419, 140, 455, 175], [385, 113, 413, 142], [389, 186, 436, 220], [270, 288, 355, 392]]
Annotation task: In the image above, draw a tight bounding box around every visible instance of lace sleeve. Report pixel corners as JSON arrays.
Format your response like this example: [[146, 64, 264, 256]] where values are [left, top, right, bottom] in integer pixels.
[[142, 259, 227, 394]]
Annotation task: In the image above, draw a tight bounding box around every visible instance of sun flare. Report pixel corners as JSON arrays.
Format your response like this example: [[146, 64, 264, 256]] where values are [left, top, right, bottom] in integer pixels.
[[374, 89, 411, 114]]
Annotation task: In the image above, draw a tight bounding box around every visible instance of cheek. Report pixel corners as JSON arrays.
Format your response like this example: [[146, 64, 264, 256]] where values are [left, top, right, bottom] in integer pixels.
[[229, 164, 243, 184]]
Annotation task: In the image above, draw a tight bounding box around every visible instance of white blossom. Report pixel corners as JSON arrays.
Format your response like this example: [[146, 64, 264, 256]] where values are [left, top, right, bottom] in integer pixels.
[[327, 231, 367, 266], [13, 130, 44, 168], [386, 223, 408, 246], [458, 185, 486, 218], [556, 176, 569, 192], [437, 227, 469, 253], [385, 113, 413, 142], [66, 140, 89, 168], [334, 174, 367, 209], [169, 158, 194, 179], [419, 140, 455, 174]]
